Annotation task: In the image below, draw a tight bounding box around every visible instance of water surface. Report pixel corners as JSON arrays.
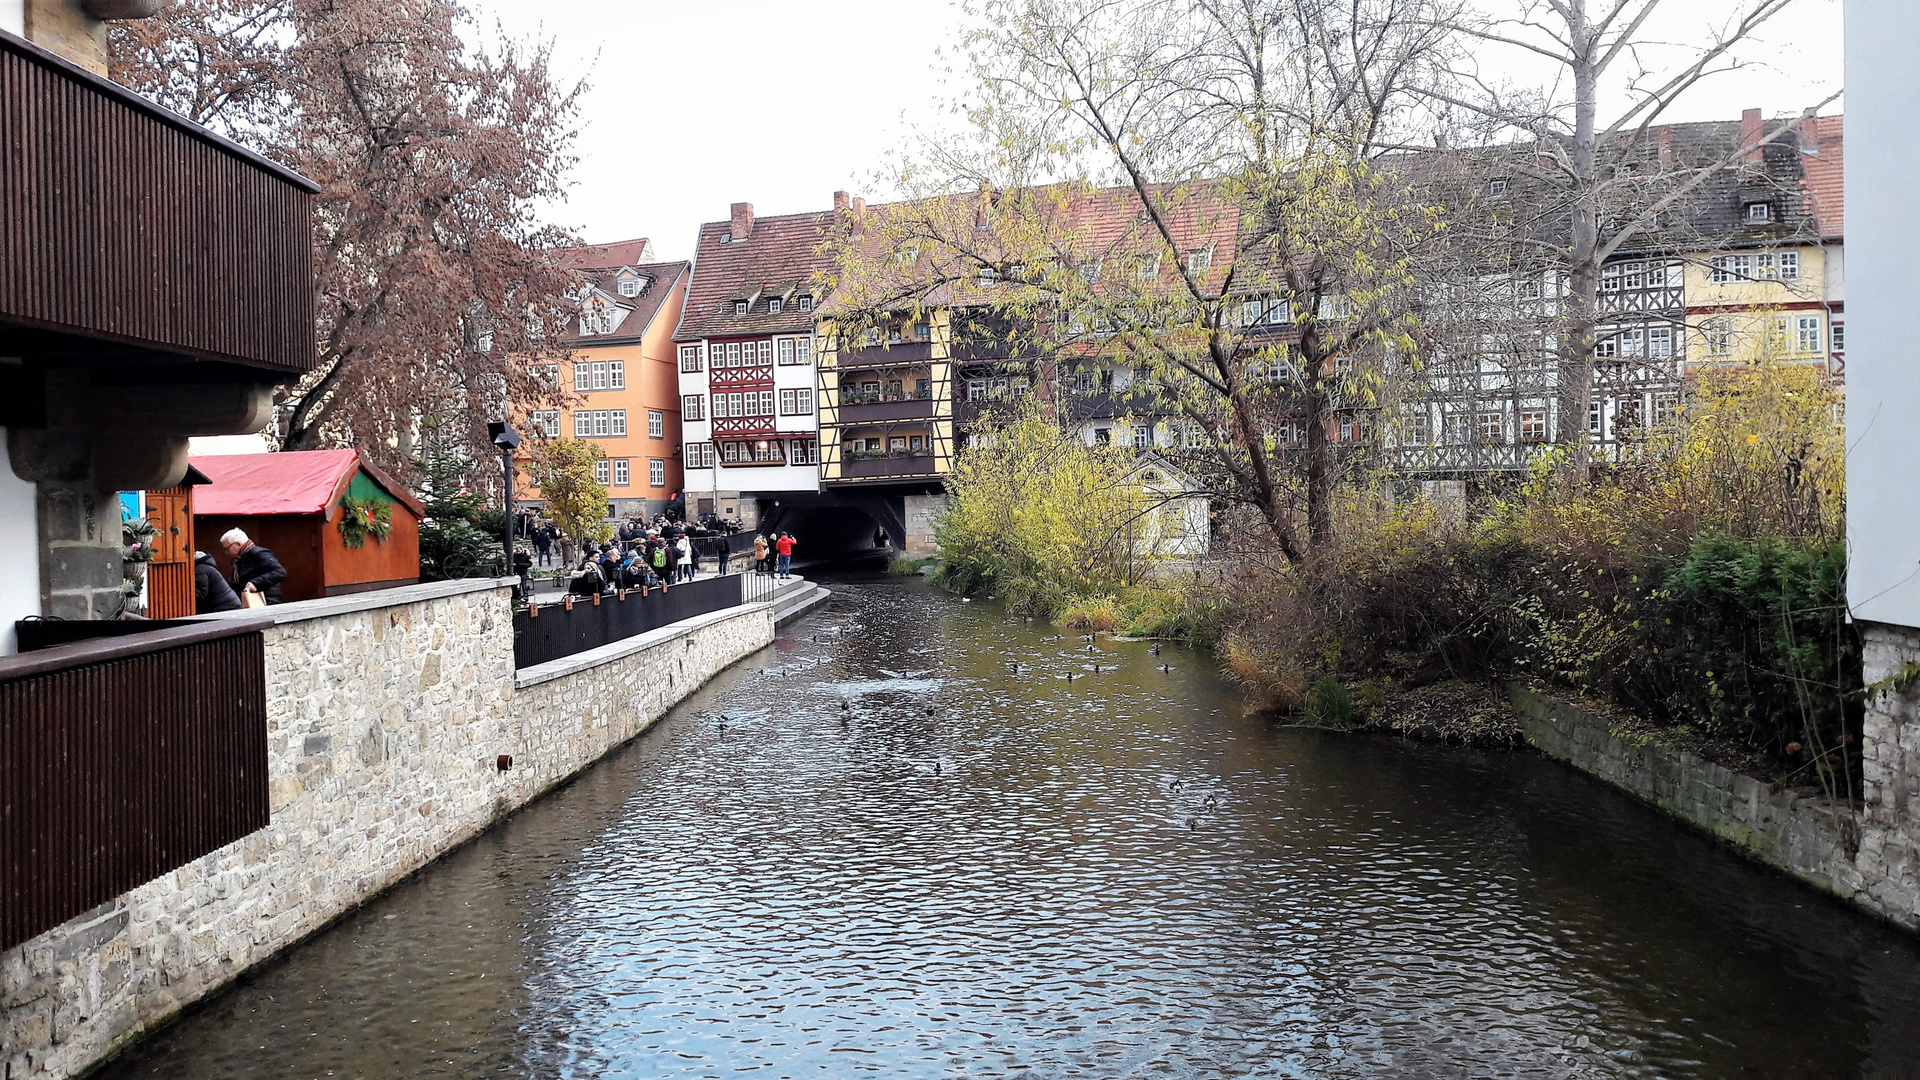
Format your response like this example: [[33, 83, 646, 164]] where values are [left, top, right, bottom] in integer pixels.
[[102, 577, 1920, 1077]]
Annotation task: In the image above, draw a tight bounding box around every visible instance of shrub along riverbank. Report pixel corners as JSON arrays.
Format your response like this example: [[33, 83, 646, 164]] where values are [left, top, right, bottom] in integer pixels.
[[932, 360, 1856, 797]]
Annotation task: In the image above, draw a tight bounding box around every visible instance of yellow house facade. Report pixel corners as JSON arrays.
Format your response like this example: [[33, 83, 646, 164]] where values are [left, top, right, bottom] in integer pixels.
[[1682, 242, 1838, 371], [815, 309, 958, 487]]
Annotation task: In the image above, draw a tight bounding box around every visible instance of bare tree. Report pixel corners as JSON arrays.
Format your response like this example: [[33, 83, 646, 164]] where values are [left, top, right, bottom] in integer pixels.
[[1435, 0, 1835, 474], [831, 0, 1461, 561]]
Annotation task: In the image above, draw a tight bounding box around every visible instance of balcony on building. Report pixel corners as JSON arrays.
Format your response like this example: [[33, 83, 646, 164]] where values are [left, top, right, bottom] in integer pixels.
[[833, 428, 940, 482], [1, 29, 317, 496], [837, 368, 938, 422]]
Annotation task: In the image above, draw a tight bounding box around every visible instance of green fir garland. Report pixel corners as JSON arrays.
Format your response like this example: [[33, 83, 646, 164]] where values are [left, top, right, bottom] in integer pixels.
[[338, 495, 394, 548]]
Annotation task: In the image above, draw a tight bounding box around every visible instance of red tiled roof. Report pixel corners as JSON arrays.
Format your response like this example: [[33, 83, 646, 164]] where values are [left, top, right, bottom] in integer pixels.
[[563, 259, 691, 346], [674, 210, 839, 341], [192, 449, 424, 517], [557, 237, 655, 270], [1802, 114, 1844, 240]]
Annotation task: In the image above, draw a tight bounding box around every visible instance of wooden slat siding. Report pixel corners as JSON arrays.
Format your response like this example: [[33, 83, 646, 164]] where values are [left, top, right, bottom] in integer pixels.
[[0, 30, 316, 375], [0, 623, 269, 951], [146, 561, 193, 619]]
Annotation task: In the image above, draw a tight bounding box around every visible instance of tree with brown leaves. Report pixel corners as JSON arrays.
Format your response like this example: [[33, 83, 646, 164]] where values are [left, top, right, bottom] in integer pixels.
[[110, 0, 583, 481]]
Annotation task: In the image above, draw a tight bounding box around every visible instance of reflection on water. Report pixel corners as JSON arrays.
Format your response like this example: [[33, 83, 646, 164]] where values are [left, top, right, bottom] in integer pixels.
[[102, 577, 1920, 1078]]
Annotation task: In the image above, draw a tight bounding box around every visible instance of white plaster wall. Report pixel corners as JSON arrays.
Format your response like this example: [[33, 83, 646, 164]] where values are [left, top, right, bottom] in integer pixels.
[[0, 428, 41, 654], [1845, 0, 1920, 628], [0, 0, 22, 37]]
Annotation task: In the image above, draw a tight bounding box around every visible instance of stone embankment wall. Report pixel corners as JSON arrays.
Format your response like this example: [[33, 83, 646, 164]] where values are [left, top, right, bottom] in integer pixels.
[[1, 579, 774, 1080], [1511, 679, 1920, 932]]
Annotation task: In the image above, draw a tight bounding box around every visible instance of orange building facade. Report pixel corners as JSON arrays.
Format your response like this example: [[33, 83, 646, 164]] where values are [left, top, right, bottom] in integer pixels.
[[521, 239, 693, 519]]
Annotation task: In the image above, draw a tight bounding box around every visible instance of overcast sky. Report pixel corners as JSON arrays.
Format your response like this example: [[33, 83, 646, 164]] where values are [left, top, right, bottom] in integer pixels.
[[466, 0, 1844, 264]]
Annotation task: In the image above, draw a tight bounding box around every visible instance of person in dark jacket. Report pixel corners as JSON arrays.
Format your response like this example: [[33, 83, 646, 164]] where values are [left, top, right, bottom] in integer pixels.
[[194, 551, 242, 613], [220, 528, 287, 604]]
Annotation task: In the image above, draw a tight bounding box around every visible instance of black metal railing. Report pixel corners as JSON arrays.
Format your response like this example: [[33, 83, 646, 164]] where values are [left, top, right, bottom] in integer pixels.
[[515, 571, 781, 669], [0, 621, 270, 951]]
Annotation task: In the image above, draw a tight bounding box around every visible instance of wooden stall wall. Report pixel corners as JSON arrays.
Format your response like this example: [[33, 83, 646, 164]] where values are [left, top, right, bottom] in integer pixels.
[[194, 514, 326, 603], [144, 486, 195, 618]]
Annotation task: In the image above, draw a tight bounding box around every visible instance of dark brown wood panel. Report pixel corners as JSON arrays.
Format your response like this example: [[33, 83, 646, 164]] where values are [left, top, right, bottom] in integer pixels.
[[0, 623, 269, 951], [0, 30, 316, 374]]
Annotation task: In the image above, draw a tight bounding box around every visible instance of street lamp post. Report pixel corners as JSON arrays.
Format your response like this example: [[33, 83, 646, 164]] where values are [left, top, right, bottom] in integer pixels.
[[488, 422, 523, 593]]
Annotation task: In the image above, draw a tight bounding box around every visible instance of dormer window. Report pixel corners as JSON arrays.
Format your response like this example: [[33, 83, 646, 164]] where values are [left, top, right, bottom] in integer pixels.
[[1488, 179, 1509, 197], [1746, 202, 1772, 223], [733, 300, 749, 316], [618, 279, 640, 297], [1186, 245, 1213, 276], [768, 298, 782, 314], [797, 295, 813, 312]]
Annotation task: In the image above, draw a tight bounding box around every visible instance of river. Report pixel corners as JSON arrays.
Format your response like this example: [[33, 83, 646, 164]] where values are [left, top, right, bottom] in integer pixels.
[[100, 575, 1920, 1078]]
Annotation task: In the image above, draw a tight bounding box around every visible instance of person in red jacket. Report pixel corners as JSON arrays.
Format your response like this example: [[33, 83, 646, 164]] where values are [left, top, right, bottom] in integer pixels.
[[774, 533, 795, 579]]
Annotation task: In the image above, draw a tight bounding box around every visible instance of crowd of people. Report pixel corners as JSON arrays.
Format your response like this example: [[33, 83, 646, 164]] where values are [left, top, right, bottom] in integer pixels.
[[535, 514, 799, 600]]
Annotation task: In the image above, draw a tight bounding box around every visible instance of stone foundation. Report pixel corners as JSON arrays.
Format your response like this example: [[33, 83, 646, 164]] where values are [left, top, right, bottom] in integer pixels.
[[902, 493, 947, 558], [1859, 621, 1920, 929], [1512, 673, 1920, 933], [0, 579, 775, 1079]]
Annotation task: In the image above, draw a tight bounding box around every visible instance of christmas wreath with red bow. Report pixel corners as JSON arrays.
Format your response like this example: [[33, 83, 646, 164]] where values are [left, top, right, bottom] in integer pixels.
[[337, 495, 394, 548]]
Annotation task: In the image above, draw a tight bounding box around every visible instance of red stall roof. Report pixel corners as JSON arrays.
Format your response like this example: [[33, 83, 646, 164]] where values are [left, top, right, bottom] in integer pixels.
[[190, 449, 424, 518]]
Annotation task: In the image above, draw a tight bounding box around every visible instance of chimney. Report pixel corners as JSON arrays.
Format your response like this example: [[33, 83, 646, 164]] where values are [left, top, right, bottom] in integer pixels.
[[834, 191, 851, 213], [1740, 108, 1764, 165], [852, 197, 866, 217], [730, 202, 755, 243], [1657, 126, 1673, 169]]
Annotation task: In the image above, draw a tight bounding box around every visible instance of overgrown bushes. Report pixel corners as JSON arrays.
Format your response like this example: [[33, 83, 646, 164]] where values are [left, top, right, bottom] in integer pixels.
[[1222, 357, 1856, 786]]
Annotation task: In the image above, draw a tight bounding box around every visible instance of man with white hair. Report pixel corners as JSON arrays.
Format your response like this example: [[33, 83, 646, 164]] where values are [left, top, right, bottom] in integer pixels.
[[220, 528, 288, 604]]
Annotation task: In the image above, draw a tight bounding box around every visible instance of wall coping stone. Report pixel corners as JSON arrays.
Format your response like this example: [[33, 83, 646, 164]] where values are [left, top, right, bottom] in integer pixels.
[[513, 601, 775, 688], [182, 577, 519, 626]]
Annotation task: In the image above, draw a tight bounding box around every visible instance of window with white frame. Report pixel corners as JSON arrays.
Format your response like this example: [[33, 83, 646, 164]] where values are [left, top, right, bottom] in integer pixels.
[[618, 278, 641, 298], [733, 301, 749, 315], [610, 409, 627, 435], [1746, 202, 1772, 223], [1767, 316, 1791, 352], [1404, 413, 1430, 446], [1520, 410, 1547, 443], [613, 459, 630, 486], [1137, 255, 1161, 280], [1133, 424, 1151, 448], [1704, 317, 1734, 356], [1653, 393, 1680, 427], [797, 295, 812, 312], [1181, 424, 1204, 449], [685, 442, 715, 469], [1588, 403, 1603, 435], [768, 298, 782, 314], [1617, 327, 1644, 358], [649, 458, 665, 487], [593, 459, 610, 484], [1477, 412, 1505, 444], [1709, 254, 1754, 284], [1779, 252, 1801, 281], [680, 345, 703, 372], [1648, 325, 1673, 358], [1488, 178, 1509, 197], [683, 394, 705, 421], [788, 438, 818, 465], [1796, 315, 1823, 353], [720, 441, 741, 463], [1241, 299, 1263, 327], [795, 337, 812, 364], [754, 340, 770, 364], [529, 410, 559, 438], [778, 388, 814, 415], [610, 361, 625, 389], [1832, 322, 1845, 352], [1519, 277, 1543, 300], [1601, 264, 1622, 292], [1594, 332, 1618, 358], [574, 364, 591, 391], [592, 410, 610, 436], [777, 339, 795, 364], [530, 363, 559, 386], [1186, 246, 1213, 276], [1268, 297, 1292, 323], [573, 411, 591, 437], [648, 410, 663, 438]]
